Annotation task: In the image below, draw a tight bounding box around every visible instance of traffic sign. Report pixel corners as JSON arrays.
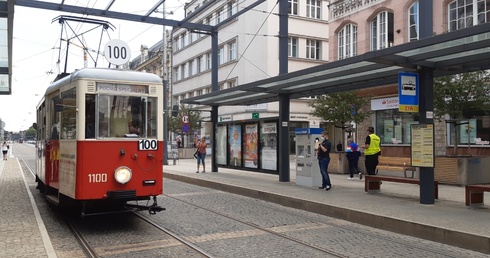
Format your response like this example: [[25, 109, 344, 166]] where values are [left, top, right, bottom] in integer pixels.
[[182, 115, 189, 123], [182, 124, 190, 133], [104, 39, 131, 65], [398, 72, 419, 112]]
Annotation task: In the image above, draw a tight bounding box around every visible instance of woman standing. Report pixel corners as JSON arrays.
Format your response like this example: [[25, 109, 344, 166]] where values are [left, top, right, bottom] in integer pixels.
[[2, 142, 8, 160], [196, 137, 207, 173]]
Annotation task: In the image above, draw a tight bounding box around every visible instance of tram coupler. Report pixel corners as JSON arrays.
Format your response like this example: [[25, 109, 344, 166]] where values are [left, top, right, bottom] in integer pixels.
[[124, 197, 165, 215]]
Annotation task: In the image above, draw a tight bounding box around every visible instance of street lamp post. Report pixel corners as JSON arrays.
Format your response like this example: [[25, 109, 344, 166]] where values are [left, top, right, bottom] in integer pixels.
[[161, 2, 169, 166]]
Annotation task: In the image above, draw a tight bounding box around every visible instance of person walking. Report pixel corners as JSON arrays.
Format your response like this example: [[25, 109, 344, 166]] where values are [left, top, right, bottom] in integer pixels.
[[196, 137, 207, 173], [2, 142, 8, 161], [317, 131, 332, 191], [364, 126, 381, 175], [346, 138, 362, 179]]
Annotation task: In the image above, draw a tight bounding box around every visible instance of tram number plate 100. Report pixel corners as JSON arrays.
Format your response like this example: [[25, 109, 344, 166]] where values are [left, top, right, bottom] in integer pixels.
[[138, 139, 158, 150]]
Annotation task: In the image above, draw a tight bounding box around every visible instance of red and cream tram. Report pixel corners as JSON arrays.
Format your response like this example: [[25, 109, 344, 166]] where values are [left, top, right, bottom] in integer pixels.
[[35, 68, 164, 215]]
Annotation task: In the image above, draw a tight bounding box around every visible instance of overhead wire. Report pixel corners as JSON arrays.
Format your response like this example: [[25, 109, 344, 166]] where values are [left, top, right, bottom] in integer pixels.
[[223, 0, 279, 81]]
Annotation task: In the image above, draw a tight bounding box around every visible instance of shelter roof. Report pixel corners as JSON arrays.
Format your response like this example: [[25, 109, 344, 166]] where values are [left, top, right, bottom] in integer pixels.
[[182, 23, 490, 106]]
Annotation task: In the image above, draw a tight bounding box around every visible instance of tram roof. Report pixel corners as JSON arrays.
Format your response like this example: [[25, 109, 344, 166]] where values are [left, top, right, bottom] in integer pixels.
[[45, 68, 162, 95], [182, 23, 490, 107]]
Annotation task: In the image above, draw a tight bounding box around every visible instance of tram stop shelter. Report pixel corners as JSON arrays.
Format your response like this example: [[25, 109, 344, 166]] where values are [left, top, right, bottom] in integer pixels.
[[181, 22, 490, 204]]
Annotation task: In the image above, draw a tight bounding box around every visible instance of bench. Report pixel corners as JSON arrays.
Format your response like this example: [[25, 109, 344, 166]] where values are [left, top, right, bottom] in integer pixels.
[[376, 156, 416, 178], [465, 184, 490, 207], [365, 175, 438, 199]]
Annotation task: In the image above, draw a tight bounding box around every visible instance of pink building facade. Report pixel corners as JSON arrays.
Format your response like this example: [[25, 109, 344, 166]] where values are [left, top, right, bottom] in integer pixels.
[[328, 0, 490, 157]]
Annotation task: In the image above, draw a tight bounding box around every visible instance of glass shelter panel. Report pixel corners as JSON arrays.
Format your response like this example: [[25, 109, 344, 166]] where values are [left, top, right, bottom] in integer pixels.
[[375, 109, 418, 144]]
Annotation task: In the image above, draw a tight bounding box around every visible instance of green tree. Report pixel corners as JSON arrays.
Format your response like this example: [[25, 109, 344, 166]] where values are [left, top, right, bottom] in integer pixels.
[[168, 104, 202, 135], [308, 91, 371, 139], [433, 71, 490, 154], [25, 126, 37, 139]]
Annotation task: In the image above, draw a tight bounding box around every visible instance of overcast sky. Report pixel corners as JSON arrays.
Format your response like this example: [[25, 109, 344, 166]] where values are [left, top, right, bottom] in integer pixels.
[[2, 1, 185, 132]]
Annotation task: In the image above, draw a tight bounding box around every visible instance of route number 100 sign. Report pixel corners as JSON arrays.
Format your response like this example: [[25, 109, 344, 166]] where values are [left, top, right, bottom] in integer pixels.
[[104, 39, 131, 66]]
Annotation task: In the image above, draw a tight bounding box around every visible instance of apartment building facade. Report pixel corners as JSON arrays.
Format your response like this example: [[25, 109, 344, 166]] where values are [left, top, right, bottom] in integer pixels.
[[329, 0, 490, 157], [171, 0, 331, 170]]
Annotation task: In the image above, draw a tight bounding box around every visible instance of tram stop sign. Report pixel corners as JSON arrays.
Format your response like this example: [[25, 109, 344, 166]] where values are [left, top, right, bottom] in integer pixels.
[[181, 115, 190, 133]]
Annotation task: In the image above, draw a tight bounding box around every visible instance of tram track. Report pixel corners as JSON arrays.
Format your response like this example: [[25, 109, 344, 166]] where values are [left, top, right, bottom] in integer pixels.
[[165, 194, 349, 258], [165, 193, 464, 258], [132, 211, 213, 257]]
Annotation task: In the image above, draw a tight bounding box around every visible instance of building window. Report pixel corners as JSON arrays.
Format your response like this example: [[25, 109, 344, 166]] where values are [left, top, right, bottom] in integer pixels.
[[181, 63, 186, 79], [228, 1, 238, 17], [375, 109, 419, 144], [448, 0, 490, 31], [289, 0, 298, 15], [306, 39, 321, 60], [188, 60, 194, 76], [228, 79, 237, 88], [197, 56, 202, 73], [219, 83, 224, 90], [174, 37, 180, 51], [181, 32, 187, 48], [306, 0, 321, 19], [228, 40, 237, 61], [338, 24, 357, 60], [174, 67, 180, 81], [207, 52, 212, 70], [218, 46, 225, 65], [371, 11, 394, 50], [206, 15, 213, 25], [449, 115, 490, 146], [409, 1, 419, 41], [217, 8, 225, 23], [288, 37, 298, 57]]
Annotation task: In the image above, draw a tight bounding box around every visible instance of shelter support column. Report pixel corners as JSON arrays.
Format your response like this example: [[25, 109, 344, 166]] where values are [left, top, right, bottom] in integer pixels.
[[419, 0, 434, 205], [418, 67, 435, 204], [279, 94, 290, 182], [211, 106, 218, 172], [211, 31, 219, 173]]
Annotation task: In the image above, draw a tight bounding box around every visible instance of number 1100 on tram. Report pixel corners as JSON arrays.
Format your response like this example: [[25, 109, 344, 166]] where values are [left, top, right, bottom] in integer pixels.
[[35, 68, 165, 215]]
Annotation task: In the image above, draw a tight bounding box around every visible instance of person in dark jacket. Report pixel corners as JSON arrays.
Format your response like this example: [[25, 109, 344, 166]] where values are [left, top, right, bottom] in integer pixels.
[[346, 138, 362, 179], [317, 131, 333, 191]]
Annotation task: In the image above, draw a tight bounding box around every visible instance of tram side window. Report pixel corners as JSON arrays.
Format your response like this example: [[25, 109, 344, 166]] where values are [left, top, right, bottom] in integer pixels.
[[85, 95, 96, 138], [61, 88, 77, 139], [49, 96, 61, 140]]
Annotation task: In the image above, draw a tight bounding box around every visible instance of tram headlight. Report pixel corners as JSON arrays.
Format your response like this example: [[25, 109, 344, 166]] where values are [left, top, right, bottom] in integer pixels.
[[114, 166, 132, 184]]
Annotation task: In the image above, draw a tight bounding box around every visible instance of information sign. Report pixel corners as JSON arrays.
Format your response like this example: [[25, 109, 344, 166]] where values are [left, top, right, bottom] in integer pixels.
[[410, 124, 434, 167]]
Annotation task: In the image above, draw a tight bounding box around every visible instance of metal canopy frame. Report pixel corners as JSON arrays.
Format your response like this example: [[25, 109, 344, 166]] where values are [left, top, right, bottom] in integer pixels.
[[181, 22, 490, 106], [15, 0, 213, 31]]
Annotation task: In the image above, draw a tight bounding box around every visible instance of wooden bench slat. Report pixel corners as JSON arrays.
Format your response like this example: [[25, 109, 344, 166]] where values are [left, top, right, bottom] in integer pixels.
[[376, 156, 416, 178], [365, 175, 438, 199]]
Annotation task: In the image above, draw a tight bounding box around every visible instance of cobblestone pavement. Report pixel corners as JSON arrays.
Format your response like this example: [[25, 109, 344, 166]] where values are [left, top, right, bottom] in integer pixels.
[[163, 158, 490, 255], [5, 144, 490, 257], [0, 157, 55, 258]]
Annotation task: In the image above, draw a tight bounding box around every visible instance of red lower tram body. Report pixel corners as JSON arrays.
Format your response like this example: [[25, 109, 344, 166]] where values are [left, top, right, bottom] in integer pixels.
[[36, 140, 164, 215]]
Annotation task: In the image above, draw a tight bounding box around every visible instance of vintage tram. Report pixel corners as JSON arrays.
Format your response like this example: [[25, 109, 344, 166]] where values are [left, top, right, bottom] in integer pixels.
[[35, 68, 165, 215]]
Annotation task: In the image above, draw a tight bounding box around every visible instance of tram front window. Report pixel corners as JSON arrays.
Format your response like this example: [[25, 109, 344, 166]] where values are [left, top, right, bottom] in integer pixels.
[[96, 95, 157, 138]]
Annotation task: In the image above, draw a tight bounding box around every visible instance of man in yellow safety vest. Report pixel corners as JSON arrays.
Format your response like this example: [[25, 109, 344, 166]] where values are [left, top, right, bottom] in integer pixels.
[[364, 126, 381, 175]]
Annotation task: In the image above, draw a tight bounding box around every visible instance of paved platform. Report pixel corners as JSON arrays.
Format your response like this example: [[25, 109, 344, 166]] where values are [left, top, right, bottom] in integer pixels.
[[0, 156, 56, 258], [164, 158, 490, 254]]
